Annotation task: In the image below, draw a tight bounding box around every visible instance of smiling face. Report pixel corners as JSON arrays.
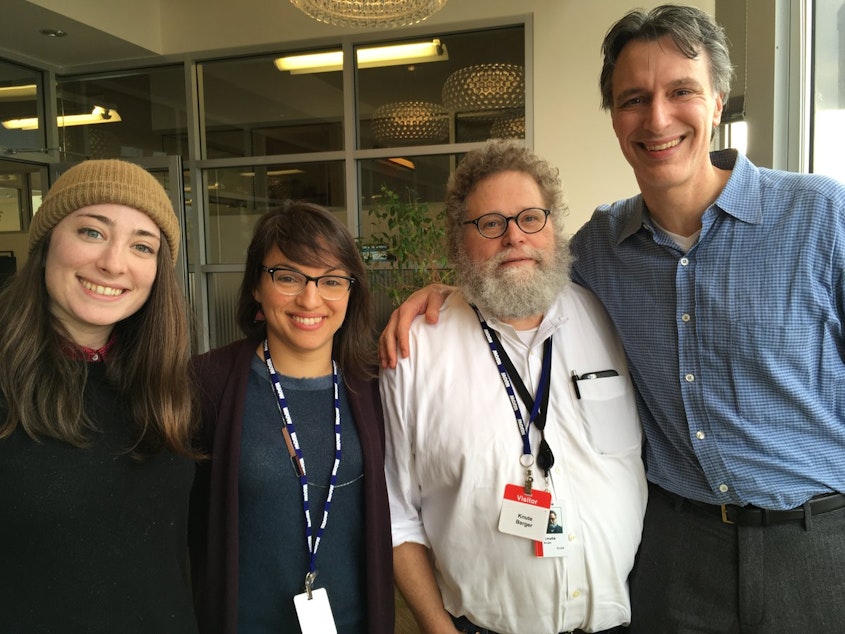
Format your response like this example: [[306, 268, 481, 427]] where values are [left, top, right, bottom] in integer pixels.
[[609, 35, 724, 199], [44, 204, 160, 349], [253, 244, 351, 376]]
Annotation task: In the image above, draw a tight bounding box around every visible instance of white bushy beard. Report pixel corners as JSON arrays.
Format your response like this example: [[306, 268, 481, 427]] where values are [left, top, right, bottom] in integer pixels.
[[455, 237, 571, 321]]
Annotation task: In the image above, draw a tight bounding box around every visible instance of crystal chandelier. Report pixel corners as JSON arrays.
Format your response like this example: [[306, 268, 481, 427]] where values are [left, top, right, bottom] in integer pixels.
[[290, 0, 448, 29]]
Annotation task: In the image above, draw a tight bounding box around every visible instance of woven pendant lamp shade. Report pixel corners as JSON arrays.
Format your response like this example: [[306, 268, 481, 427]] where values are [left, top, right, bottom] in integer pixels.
[[290, 0, 448, 29]]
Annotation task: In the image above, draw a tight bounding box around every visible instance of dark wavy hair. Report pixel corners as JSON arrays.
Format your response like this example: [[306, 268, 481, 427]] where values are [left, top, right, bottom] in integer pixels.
[[236, 201, 376, 380], [599, 4, 734, 110], [0, 234, 197, 457]]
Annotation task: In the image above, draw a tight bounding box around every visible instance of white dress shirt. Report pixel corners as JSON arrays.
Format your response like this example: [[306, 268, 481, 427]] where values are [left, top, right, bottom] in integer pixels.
[[381, 283, 647, 634]]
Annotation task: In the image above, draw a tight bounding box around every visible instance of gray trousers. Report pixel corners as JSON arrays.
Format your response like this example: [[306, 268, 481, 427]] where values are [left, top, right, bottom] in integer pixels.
[[629, 484, 845, 633]]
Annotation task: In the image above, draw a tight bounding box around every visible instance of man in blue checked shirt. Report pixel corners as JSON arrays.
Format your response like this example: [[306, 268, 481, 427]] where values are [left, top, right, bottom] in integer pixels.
[[381, 5, 845, 633]]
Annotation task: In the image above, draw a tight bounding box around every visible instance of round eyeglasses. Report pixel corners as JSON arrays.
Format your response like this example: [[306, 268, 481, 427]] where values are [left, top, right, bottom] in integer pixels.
[[462, 207, 551, 239], [261, 266, 355, 300]]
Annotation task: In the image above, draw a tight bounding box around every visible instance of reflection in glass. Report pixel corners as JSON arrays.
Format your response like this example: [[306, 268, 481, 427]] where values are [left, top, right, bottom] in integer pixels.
[[207, 272, 243, 349], [0, 60, 45, 152], [371, 101, 449, 146], [358, 154, 451, 242], [204, 162, 345, 264], [57, 67, 188, 160], [359, 154, 454, 328], [0, 160, 47, 282], [201, 52, 344, 158], [358, 26, 525, 149]]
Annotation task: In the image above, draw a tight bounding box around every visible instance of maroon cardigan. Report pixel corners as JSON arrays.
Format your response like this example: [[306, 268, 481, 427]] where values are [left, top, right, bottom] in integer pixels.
[[188, 337, 395, 633]]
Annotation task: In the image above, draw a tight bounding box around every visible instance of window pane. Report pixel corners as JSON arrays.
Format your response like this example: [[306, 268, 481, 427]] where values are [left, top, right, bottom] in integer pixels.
[[57, 67, 189, 160], [0, 60, 45, 151], [201, 52, 344, 158], [203, 161, 345, 264], [358, 26, 525, 149], [358, 154, 451, 240], [206, 271, 243, 349], [811, 0, 845, 180], [359, 154, 453, 328]]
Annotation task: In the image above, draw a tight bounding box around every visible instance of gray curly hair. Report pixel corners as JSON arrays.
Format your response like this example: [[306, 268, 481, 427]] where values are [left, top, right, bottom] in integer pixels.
[[444, 140, 568, 264]]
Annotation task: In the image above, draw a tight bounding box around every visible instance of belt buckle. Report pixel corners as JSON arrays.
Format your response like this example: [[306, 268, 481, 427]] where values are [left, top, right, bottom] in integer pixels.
[[720, 504, 735, 525]]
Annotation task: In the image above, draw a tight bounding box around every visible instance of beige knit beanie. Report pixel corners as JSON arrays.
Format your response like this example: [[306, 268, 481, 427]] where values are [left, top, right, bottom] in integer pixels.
[[29, 159, 181, 264]]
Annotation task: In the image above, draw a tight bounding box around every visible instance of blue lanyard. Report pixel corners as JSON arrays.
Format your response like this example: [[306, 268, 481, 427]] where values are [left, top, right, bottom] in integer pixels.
[[472, 306, 553, 492], [263, 339, 341, 594]]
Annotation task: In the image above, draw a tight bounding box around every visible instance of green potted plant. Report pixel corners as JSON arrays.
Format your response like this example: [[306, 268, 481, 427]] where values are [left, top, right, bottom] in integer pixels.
[[360, 185, 453, 307]]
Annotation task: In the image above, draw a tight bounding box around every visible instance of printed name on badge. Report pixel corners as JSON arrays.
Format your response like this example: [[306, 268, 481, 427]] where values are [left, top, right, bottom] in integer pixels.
[[498, 483, 552, 541]]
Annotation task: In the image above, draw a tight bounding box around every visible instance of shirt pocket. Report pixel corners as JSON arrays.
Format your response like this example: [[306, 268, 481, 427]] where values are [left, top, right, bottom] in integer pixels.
[[575, 374, 641, 455]]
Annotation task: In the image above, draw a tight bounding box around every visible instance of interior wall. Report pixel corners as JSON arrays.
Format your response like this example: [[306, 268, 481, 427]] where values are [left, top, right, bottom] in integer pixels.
[[159, 0, 714, 233], [13, 0, 718, 234]]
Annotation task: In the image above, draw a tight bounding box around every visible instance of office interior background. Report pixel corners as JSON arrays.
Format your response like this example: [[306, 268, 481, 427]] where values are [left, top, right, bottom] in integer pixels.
[[0, 0, 842, 352]]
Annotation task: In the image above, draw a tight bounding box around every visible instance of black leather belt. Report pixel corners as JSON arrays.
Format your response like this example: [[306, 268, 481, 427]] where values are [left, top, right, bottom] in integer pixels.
[[652, 483, 845, 526]]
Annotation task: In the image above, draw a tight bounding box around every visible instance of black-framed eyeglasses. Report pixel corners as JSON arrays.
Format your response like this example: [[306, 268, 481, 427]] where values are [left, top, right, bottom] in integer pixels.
[[462, 207, 551, 239], [260, 266, 355, 300]]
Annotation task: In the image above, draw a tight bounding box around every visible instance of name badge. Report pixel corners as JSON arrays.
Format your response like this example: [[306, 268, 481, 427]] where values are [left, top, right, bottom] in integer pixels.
[[535, 503, 567, 558], [294, 588, 337, 634], [498, 483, 552, 541]]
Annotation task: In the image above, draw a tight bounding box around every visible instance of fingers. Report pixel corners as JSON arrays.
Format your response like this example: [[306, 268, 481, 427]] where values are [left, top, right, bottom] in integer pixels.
[[378, 309, 401, 369], [377, 284, 454, 369]]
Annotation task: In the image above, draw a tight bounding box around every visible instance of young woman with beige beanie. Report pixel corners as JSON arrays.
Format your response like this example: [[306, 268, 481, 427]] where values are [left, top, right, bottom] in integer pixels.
[[0, 159, 199, 632]]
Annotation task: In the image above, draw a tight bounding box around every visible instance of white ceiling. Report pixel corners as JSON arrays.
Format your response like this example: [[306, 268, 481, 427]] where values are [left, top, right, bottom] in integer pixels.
[[0, 0, 161, 70], [0, 0, 480, 73]]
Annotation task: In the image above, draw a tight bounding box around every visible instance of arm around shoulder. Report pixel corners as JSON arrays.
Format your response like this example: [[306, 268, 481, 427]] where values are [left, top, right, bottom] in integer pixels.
[[378, 283, 455, 369]]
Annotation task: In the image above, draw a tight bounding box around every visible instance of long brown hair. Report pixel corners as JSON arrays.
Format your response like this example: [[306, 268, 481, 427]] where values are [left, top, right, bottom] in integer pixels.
[[236, 201, 376, 380], [0, 235, 197, 457]]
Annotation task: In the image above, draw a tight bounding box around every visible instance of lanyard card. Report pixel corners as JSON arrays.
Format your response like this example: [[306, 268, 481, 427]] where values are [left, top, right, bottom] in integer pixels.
[[294, 588, 337, 634], [535, 503, 568, 558], [498, 483, 552, 541]]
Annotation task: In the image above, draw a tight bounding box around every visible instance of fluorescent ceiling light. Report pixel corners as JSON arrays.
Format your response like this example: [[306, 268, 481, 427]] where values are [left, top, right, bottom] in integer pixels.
[[0, 84, 37, 100], [2, 105, 122, 131], [274, 39, 447, 74]]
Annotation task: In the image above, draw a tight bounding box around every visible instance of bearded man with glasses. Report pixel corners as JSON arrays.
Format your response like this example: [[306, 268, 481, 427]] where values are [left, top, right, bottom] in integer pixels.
[[380, 140, 646, 634]]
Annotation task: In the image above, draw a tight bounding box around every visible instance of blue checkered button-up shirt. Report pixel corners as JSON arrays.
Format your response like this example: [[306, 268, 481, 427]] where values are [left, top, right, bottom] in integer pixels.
[[571, 149, 845, 509]]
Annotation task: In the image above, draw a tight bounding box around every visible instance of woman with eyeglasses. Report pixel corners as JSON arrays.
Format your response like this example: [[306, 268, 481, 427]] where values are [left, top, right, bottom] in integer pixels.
[[189, 201, 394, 634]]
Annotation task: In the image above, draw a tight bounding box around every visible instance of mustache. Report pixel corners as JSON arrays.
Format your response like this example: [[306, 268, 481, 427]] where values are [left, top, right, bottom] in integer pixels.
[[487, 246, 546, 268]]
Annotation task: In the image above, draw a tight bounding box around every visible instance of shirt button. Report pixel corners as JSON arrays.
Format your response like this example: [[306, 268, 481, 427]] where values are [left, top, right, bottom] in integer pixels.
[[719, 484, 729, 493], [91, 354, 99, 361], [568, 533, 577, 542], [680, 257, 690, 266], [681, 313, 691, 322], [695, 431, 705, 440], [685, 373, 695, 382], [572, 590, 581, 598]]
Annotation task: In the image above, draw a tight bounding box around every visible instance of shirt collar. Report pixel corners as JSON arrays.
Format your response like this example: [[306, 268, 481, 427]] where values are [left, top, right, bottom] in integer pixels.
[[616, 148, 762, 246], [712, 149, 763, 225], [61, 333, 116, 362], [470, 290, 567, 346]]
